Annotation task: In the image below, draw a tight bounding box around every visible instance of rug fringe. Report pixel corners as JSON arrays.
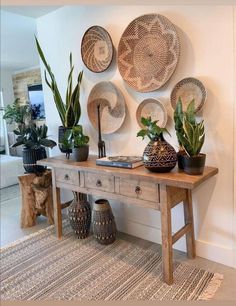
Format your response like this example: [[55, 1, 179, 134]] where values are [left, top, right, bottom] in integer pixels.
[[197, 273, 223, 300]]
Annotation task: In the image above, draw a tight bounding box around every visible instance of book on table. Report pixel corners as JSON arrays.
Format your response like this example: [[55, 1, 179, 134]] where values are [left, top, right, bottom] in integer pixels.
[[96, 156, 143, 169]]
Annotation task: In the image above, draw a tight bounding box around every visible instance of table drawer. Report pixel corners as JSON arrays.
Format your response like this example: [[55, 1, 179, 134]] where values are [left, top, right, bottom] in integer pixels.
[[55, 168, 80, 185], [84, 172, 115, 193], [119, 178, 159, 203]]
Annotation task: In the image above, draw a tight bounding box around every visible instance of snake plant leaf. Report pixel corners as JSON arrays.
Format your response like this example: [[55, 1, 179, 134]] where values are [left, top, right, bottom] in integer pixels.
[[186, 99, 196, 125]]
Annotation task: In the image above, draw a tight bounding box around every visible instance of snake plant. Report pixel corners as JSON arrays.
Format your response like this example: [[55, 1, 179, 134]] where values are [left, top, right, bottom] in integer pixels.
[[35, 37, 83, 128]]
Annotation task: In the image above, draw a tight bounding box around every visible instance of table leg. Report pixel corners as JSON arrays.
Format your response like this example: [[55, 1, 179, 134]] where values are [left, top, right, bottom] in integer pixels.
[[52, 170, 62, 238], [183, 190, 196, 259], [160, 185, 173, 285]]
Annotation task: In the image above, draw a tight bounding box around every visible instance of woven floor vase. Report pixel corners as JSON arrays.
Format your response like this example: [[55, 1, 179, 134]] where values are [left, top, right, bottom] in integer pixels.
[[92, 199, 117, 245], [68, 193, 91, 239]]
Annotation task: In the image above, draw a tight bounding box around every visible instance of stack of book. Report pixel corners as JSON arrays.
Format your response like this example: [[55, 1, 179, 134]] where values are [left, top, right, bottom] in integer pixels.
[[96, 156, 143, 169]]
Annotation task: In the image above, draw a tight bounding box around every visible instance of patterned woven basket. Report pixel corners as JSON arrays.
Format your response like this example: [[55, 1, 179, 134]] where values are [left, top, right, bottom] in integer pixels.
[[92, 199, 117, 245]]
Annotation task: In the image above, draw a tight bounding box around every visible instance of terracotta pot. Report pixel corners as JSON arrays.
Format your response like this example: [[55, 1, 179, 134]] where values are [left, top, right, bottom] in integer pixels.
[[182, 153, 206, 175], [68, 194, 91, 239], [72, 145, 89, 162], [92, 199, 117, 245], [143, 134, 177, 173]]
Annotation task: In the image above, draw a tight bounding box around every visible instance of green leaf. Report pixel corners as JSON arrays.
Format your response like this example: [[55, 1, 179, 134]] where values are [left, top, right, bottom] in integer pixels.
[[137, 129, 148, 140], [40, 138, 57, 148]]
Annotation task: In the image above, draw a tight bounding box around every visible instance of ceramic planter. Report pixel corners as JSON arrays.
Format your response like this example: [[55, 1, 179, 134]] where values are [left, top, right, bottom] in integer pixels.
[[58, 126, 72, 154], [143, 134, 177, 173], [72, 145, 89, 162], [22, 146, 47, 174], [177, 150, 186, 170], [182, 153, 206, 175]]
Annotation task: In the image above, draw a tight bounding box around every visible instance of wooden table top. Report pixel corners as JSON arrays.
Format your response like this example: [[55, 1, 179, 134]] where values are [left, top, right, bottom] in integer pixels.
[[38, 155, 218, 189]]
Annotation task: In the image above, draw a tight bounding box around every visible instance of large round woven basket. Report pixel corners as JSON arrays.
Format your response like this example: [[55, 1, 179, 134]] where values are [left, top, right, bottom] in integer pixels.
[[118, 14, 180, 92], [87, 81, 126, 134]]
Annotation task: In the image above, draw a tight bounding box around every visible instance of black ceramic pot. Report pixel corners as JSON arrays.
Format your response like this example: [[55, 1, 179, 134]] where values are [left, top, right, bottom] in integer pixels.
[[182, 153, 206, 175], [68, 194, 91, 239], [72, 145, 89, 162], [177, 150, 186, 170], [92, 199, 117, 245], [143, 134, 177, 173], [22, 146, 47, 174], [58, 126, 72, 154]]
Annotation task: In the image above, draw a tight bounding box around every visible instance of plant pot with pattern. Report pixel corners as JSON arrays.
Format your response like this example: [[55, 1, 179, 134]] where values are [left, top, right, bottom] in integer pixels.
[[35, 38, 83, 156], [63, 125, 89, 162], [12, 123, 56, 174], [177, 100, 206, 175], [137, 117, 177, 172]]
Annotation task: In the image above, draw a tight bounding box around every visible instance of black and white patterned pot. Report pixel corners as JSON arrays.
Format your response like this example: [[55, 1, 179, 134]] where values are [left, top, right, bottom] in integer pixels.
[[143, 134, 177, 173]]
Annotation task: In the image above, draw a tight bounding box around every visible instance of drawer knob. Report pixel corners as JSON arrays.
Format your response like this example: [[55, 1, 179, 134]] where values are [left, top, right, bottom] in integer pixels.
[[135, 186, 142, 195], [96, 179, 102, 187], [64, 174, 70, 180]]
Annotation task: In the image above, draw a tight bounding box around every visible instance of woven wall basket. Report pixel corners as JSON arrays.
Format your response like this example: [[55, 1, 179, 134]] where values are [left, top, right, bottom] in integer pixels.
[[118, 14, 180, 92], [81, 26, 113, 73], [170, 77, 207, 113], [87, 81, 126, 134]]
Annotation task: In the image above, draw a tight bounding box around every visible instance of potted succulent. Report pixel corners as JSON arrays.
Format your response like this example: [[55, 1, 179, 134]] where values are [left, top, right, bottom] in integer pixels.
[[35, 37, 83, 154], [177, 112, 205, 175], [3, 98, 31, 130], [63, 125, 89, 162], [174, 98, 196, 169], [12, 123, 56, 173], [137, 117, 177, 172]]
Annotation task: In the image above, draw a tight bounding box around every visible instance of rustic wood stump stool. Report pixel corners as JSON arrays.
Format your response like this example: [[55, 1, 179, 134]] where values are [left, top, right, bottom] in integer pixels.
[[18, 170, 54, 228]]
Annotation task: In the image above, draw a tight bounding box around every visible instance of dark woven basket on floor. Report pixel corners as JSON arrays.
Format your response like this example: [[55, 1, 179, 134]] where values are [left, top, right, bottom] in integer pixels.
[[68, 193, 91, 239], [92, 199, 117, 245]]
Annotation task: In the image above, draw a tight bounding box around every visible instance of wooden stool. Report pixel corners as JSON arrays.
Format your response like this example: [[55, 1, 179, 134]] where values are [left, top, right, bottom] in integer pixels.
[[18, 170, 54, 228]]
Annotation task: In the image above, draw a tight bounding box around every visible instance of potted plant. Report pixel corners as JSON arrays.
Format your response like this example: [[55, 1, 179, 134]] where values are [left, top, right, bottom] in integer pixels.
[[12, 123, 57, 173], [174, 97, 196, 169], [3, 98, 31, 130], [63, 125, 89, 162], [35, 37, 83, 154], [137, 117, 177, 172], [177, 112, 205, 175]]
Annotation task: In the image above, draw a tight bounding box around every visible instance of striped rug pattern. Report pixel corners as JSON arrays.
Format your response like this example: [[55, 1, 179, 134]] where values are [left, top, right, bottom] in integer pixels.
[[0, 222, 222, 301]]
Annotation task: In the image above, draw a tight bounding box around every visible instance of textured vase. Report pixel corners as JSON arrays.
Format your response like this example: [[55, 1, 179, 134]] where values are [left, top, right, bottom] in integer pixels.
[[68, 193, 91, 239], [92, 199, 117, 245], [22, 147, 47, 174], [143, 134, 177, 173]]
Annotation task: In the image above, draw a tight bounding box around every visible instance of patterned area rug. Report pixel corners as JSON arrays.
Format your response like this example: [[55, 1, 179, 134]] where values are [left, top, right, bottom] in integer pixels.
[[1, 222, 223, 301]]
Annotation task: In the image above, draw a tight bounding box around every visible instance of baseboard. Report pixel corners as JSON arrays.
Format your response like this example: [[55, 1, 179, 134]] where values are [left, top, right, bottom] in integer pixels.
[[115, 217, 235, 268]]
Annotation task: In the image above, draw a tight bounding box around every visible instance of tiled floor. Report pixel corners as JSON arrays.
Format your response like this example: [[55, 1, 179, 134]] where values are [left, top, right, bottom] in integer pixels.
[[0, 184, 236, 300]]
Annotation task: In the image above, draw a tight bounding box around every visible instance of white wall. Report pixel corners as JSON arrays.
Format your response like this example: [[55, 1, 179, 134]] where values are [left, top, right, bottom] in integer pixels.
[[0, 68, 15, 108], [37, 5, 236, 267]]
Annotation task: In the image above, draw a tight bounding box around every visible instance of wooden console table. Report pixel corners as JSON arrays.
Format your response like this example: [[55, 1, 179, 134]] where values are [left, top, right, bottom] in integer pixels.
[[38, 156, 218, 285]]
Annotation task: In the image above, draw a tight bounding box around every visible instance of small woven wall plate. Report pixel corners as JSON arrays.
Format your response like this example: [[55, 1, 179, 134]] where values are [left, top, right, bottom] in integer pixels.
[[81, 26, 113, 73], [170, 77, 207, 113], [136, 99, 168, 128], [87, 82, 126, 134], [118, 14, 180, 92]]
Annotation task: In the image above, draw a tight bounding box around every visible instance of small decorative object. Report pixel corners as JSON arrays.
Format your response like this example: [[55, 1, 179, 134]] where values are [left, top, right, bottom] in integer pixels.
[[62, 125, 89, 162], [12, 124, 56, 173], [137, 117, 177, 172], [97, 104, 106, 158], [170, 77, 207, 113], [118, 14, 180, 92], [96, 156, 143, 169], [68, 192, 91, 239], [136, 99, 167, 128], [81, 26, 113, 73], [92, 199, 117, 245], [176, 100, 206, 175], [87, 81, 126, 134], [35, 38, 83, 154]]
